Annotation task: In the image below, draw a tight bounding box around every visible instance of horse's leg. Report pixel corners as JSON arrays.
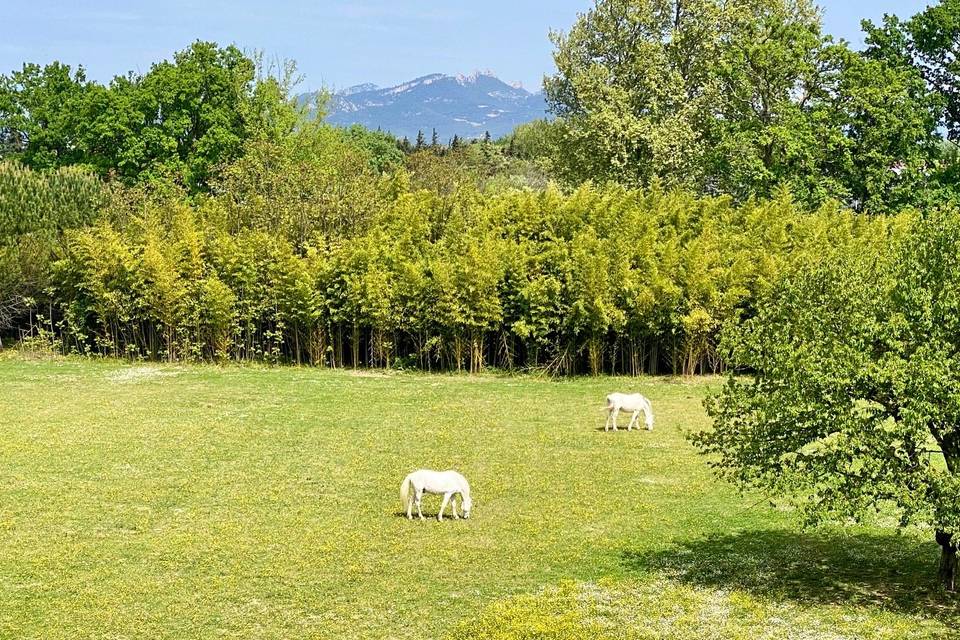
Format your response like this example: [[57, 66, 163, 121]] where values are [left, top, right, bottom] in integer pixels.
[[415, 488, 425, 521], [611, 407, 620, 431], [438, 493, 451, 521], [627, 410, 639, 431], [604, 408, 611, 431], [452, 495, 460, 520], [406, 492, 413, 520]]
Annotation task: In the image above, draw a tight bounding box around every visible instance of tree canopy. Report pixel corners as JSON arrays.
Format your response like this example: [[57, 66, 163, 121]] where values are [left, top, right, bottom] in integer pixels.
[[544, 0, 944, 212], [0, 42, 302, 192], [696, 211, 960, 588]]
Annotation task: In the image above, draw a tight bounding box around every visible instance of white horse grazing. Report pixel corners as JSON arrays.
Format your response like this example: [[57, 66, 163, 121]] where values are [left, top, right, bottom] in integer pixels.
[[399, 469, 472, 521], [604, 392, 654, 431]]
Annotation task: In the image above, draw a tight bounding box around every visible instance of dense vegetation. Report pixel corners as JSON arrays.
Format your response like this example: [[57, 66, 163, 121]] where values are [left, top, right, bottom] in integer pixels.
[[4, 0, 952, 374], [542, 0, 952, 213], [700, 211, 960, 588], [0, 154, 897, 374]]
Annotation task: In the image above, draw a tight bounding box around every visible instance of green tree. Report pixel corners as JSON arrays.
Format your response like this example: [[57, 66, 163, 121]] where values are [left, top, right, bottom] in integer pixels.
[[864, 1, 960, 141], [544, 0, 940, 210], [695, 211, 960, 589], [0, 42, 301, 192], [805, 46, 941, 212], [704, 0, 829, 200], [0, 62, 95, 169], [545, 0, 731, 188], [215, 124, 389, 245], [343, 124, 405, 173]]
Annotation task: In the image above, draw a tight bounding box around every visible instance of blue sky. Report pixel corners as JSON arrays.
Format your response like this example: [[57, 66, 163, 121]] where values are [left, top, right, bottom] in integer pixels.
[[1, 1, 932, 92]]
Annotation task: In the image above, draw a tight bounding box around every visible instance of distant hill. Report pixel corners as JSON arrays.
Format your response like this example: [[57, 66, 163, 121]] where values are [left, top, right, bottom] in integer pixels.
[[298, 71, 550, 141]]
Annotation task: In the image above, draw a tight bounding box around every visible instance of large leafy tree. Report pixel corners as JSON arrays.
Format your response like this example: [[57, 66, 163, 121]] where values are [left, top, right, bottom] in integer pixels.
[[802, 46, 942, 213], [546, 0, 941, 211], [544, 0, 831, 192], [864, 0, 960, 141], [0, 62, 96, 169], [696, 212, 960, 589], [703, 0, 826, 199], [134, 42, 259, 188], [0, 42, 301, 191], [860, 1, 960, 206], [545, 0, 728, 189], [214, 123, 389, 245]]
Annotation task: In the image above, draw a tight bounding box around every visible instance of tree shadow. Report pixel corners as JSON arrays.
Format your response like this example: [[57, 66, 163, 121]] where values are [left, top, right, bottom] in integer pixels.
[[622, 528, 959, 623]]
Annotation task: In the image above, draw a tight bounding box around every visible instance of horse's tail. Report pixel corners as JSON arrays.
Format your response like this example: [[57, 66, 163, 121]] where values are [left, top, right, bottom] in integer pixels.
[[399, 474, 412, 510]]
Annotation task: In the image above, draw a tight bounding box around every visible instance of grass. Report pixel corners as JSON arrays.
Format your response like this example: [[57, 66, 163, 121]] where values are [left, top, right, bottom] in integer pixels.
[[0, 354, 956, 639]]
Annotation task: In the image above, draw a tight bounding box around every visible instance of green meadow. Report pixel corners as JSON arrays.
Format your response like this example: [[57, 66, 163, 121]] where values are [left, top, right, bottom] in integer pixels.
[[0, 355, 955, 639]]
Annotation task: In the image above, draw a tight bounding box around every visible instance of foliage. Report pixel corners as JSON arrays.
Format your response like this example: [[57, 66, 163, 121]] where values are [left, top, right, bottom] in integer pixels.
[[0, 42, 302, 192], [342, 124, 406, 174], [544, 0, 942, 211], [696, 210, 960, 588], [864, 1, 960, 141], [213, 124, 392, 245], [15, 172, 895, 374], [0, 161, 106, 330]]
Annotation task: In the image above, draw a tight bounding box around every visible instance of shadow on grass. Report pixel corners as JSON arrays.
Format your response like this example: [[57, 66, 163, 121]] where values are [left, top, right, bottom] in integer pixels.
[[393, 510, 465, 520], [623, 528, 959, 623]]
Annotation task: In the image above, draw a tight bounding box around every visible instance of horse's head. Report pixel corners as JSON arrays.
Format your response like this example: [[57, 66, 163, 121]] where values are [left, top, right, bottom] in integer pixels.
[[462, 494, 472, 519]]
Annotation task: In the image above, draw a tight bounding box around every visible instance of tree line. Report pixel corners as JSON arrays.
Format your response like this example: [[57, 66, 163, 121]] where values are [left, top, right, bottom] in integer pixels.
[[0, 0, 957, 376], [0, 142, 894, 374]]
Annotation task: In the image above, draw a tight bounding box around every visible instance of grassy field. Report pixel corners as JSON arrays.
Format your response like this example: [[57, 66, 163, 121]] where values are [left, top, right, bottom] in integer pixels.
[[0, 355, 956, 639]]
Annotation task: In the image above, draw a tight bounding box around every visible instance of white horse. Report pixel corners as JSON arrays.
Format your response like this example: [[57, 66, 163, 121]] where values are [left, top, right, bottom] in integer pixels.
[[399, 469, 472, 521], [604, 392, 654, 431]]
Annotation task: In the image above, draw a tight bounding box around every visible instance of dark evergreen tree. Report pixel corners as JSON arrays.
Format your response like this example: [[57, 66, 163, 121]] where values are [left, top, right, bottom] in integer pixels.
[[415, 130, 426, 150]]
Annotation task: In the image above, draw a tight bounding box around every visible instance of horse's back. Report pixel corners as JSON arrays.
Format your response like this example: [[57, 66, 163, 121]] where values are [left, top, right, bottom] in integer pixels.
[[407, 469, 468, 494], [608, 392, 648, 408], [606, 392, 625, 406], [443, 469, 469, 487]]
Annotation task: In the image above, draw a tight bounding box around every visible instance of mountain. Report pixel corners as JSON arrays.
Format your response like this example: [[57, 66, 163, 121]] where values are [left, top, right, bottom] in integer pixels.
[[298, 71, 550, 141]]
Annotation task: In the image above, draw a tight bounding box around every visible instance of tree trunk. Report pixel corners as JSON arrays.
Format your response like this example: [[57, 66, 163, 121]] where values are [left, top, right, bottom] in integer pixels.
[[352, 323, 360, 368], [588, 338, 602, 376], [937, 530, 957, 591]]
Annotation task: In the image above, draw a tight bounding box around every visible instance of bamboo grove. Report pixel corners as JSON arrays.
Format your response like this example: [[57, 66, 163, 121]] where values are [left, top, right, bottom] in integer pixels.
[[0, 138, 902, 375]]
